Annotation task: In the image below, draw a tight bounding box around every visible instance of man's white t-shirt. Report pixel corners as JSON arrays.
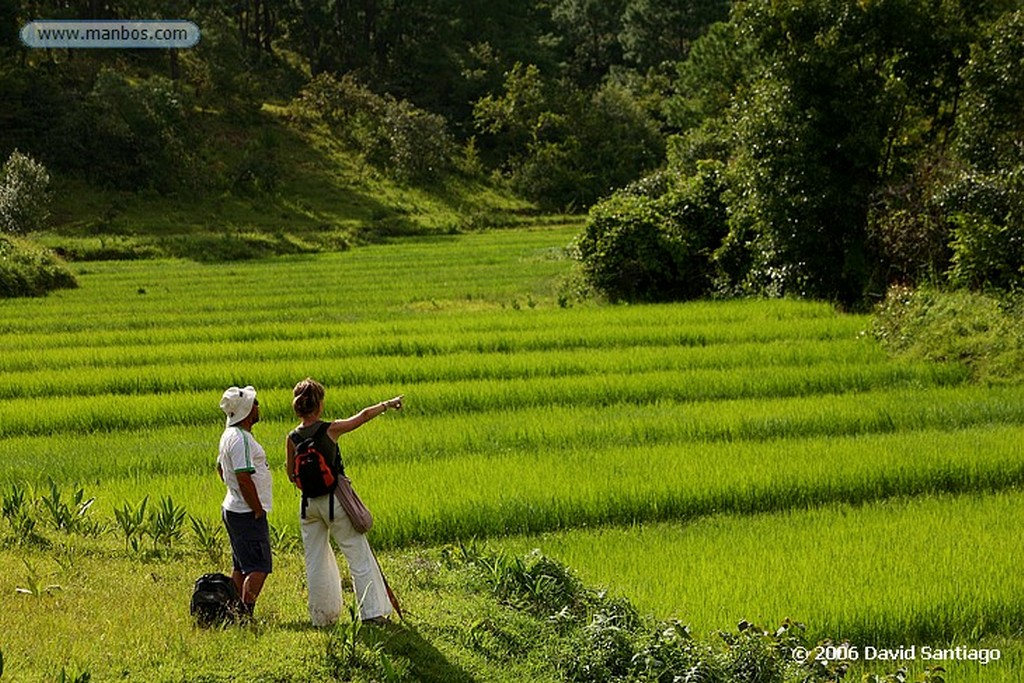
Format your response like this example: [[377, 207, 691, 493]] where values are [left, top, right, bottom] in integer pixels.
[[218, 427, 273, 514]]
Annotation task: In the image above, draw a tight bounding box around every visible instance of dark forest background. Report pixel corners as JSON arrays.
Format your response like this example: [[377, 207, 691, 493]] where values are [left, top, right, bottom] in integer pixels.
[[2, 0, 1023, 306]]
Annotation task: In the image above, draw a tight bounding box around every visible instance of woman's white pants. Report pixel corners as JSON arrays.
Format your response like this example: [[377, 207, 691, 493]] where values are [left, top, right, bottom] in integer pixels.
[[300, 493, 392, 626]]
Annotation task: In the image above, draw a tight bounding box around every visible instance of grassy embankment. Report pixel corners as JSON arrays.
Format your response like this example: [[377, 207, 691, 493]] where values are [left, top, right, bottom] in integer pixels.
[[35, 102, 556, 264]]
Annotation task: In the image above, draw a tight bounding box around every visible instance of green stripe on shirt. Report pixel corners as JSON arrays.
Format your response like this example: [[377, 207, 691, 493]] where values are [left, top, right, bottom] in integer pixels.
[[233, 428, 254, 473]]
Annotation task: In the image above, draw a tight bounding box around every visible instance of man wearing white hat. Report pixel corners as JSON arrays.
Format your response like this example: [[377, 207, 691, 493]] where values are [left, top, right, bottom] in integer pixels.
[[217, 385, 273, 618]]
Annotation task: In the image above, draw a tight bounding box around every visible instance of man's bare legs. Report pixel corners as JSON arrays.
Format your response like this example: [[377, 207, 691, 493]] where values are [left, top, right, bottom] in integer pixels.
[[232, 569, 268, 616]]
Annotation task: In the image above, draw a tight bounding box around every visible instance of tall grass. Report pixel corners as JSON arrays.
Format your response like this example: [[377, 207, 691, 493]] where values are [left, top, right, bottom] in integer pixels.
[[8, 420, 1023, 553], [2, 224, 1022, 671], [503, 491, 1024, 646], [0, 339, 944, 398], [0, 376, 1018, 450]]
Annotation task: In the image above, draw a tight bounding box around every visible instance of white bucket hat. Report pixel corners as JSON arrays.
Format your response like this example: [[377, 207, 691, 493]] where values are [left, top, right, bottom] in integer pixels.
[[220, 385, 257, 426]]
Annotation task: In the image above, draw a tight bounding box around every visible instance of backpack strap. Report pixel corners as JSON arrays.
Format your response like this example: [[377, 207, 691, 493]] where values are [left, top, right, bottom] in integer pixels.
[[314, 422, 337, 521], [291, 421, 330, 444], [294, 422, 336, 521], [315, 421, 330, 436]]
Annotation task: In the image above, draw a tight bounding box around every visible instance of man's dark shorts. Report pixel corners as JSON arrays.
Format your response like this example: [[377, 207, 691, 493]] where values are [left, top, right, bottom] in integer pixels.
[[222, 509, 273, 574]]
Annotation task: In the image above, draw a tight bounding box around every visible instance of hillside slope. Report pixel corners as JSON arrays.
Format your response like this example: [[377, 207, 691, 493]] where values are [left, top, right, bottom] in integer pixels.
[[38, 104, 549, 262]]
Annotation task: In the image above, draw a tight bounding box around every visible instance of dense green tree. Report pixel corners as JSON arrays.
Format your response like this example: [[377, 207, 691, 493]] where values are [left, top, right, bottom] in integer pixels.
[[619, 0, 729, 70], [549, 0, 627, 86], [61, 69, 197, 191], [956, 9, 1024, 172], [573, 161, 727, 302], [0, 151, 50, 236], [943, 9, 1024, 291], [663, 20, 753, 172], [475, 63, 663, 209], [717, 0, 983, 303], [579, 0, 1021, 304]]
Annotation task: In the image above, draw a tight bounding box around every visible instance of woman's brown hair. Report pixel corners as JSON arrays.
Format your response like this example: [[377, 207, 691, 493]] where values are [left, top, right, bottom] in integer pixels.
[[292, 377, 325, 418]]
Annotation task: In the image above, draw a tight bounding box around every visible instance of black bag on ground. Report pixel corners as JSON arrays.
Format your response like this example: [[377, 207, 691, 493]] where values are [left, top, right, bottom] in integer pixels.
[[190, 572, 242, 627]]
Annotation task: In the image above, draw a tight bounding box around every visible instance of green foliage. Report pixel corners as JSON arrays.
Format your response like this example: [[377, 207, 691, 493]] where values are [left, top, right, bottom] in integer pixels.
[[148, 496, 187, 552], [57, 668, 91, 683], [322, 599, 406, 681], [661, 0, 1022, 303], [325, 601, 366, 675], [920, 10, 1024, 294], [40, 479, 97, 535], [268, 521, 300, 554], [0, 482, 41, 546], [189, 514, 223, 563], [572, 192, 672, 302], [866, 155, 957, 288], [871, 285, 1024, 383], [955, 10, 1024, 172], [375, 99, 456, 183], [462, 545, 629, 624], [0, 234, 77, 298], [664, 21, 753, 168], [619, 0, 731, 71], [721, 0, 902, 303], [573, 161, 727, 301], [114, 497, 149, 555], [295, 73, 455, 183], [475, 64, 663, 210], [948, 208, 1024, 291], [0, 151, 50, 236], [0, 480, 100, 543], [65, 69, 198, 192]]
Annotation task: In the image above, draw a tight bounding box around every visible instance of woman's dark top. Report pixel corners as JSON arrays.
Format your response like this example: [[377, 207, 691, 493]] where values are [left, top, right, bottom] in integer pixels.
[[289, 420, 345, 477]]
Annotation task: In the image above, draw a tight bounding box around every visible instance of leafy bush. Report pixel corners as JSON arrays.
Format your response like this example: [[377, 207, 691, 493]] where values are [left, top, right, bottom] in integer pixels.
[[0, 234, 77, 298], [935, 167, 1024, 292], [375, 98, 455, 182], [866, 155, 956, 288], [454, 546, 850, 683], [474, 65, 664, 210], [59, 69, 197, 192], [871, 285, 1024, 383], [948, 210, 1024, 291], [573, 191, 675, 302], [572, 161, 727, 302], [0, 151, 50, 235], [295, 72, 454, 183]]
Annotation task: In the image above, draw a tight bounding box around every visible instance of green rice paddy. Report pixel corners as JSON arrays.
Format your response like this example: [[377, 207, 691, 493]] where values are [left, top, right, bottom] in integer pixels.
[[2, 224, 1022, 680]]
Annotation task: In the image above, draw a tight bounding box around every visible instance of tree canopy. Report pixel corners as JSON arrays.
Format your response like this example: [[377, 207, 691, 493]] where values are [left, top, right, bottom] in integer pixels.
[[3, 0, 1021, 303], [581, 0, 1024, 305]]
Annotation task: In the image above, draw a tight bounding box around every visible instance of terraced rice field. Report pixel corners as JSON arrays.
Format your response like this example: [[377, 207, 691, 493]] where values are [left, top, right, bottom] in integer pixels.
[[2, 224, 1022, 680]]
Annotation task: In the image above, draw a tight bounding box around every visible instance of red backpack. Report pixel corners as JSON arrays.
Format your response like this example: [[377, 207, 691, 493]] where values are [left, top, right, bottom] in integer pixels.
[[290, 423, 341, 519]]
